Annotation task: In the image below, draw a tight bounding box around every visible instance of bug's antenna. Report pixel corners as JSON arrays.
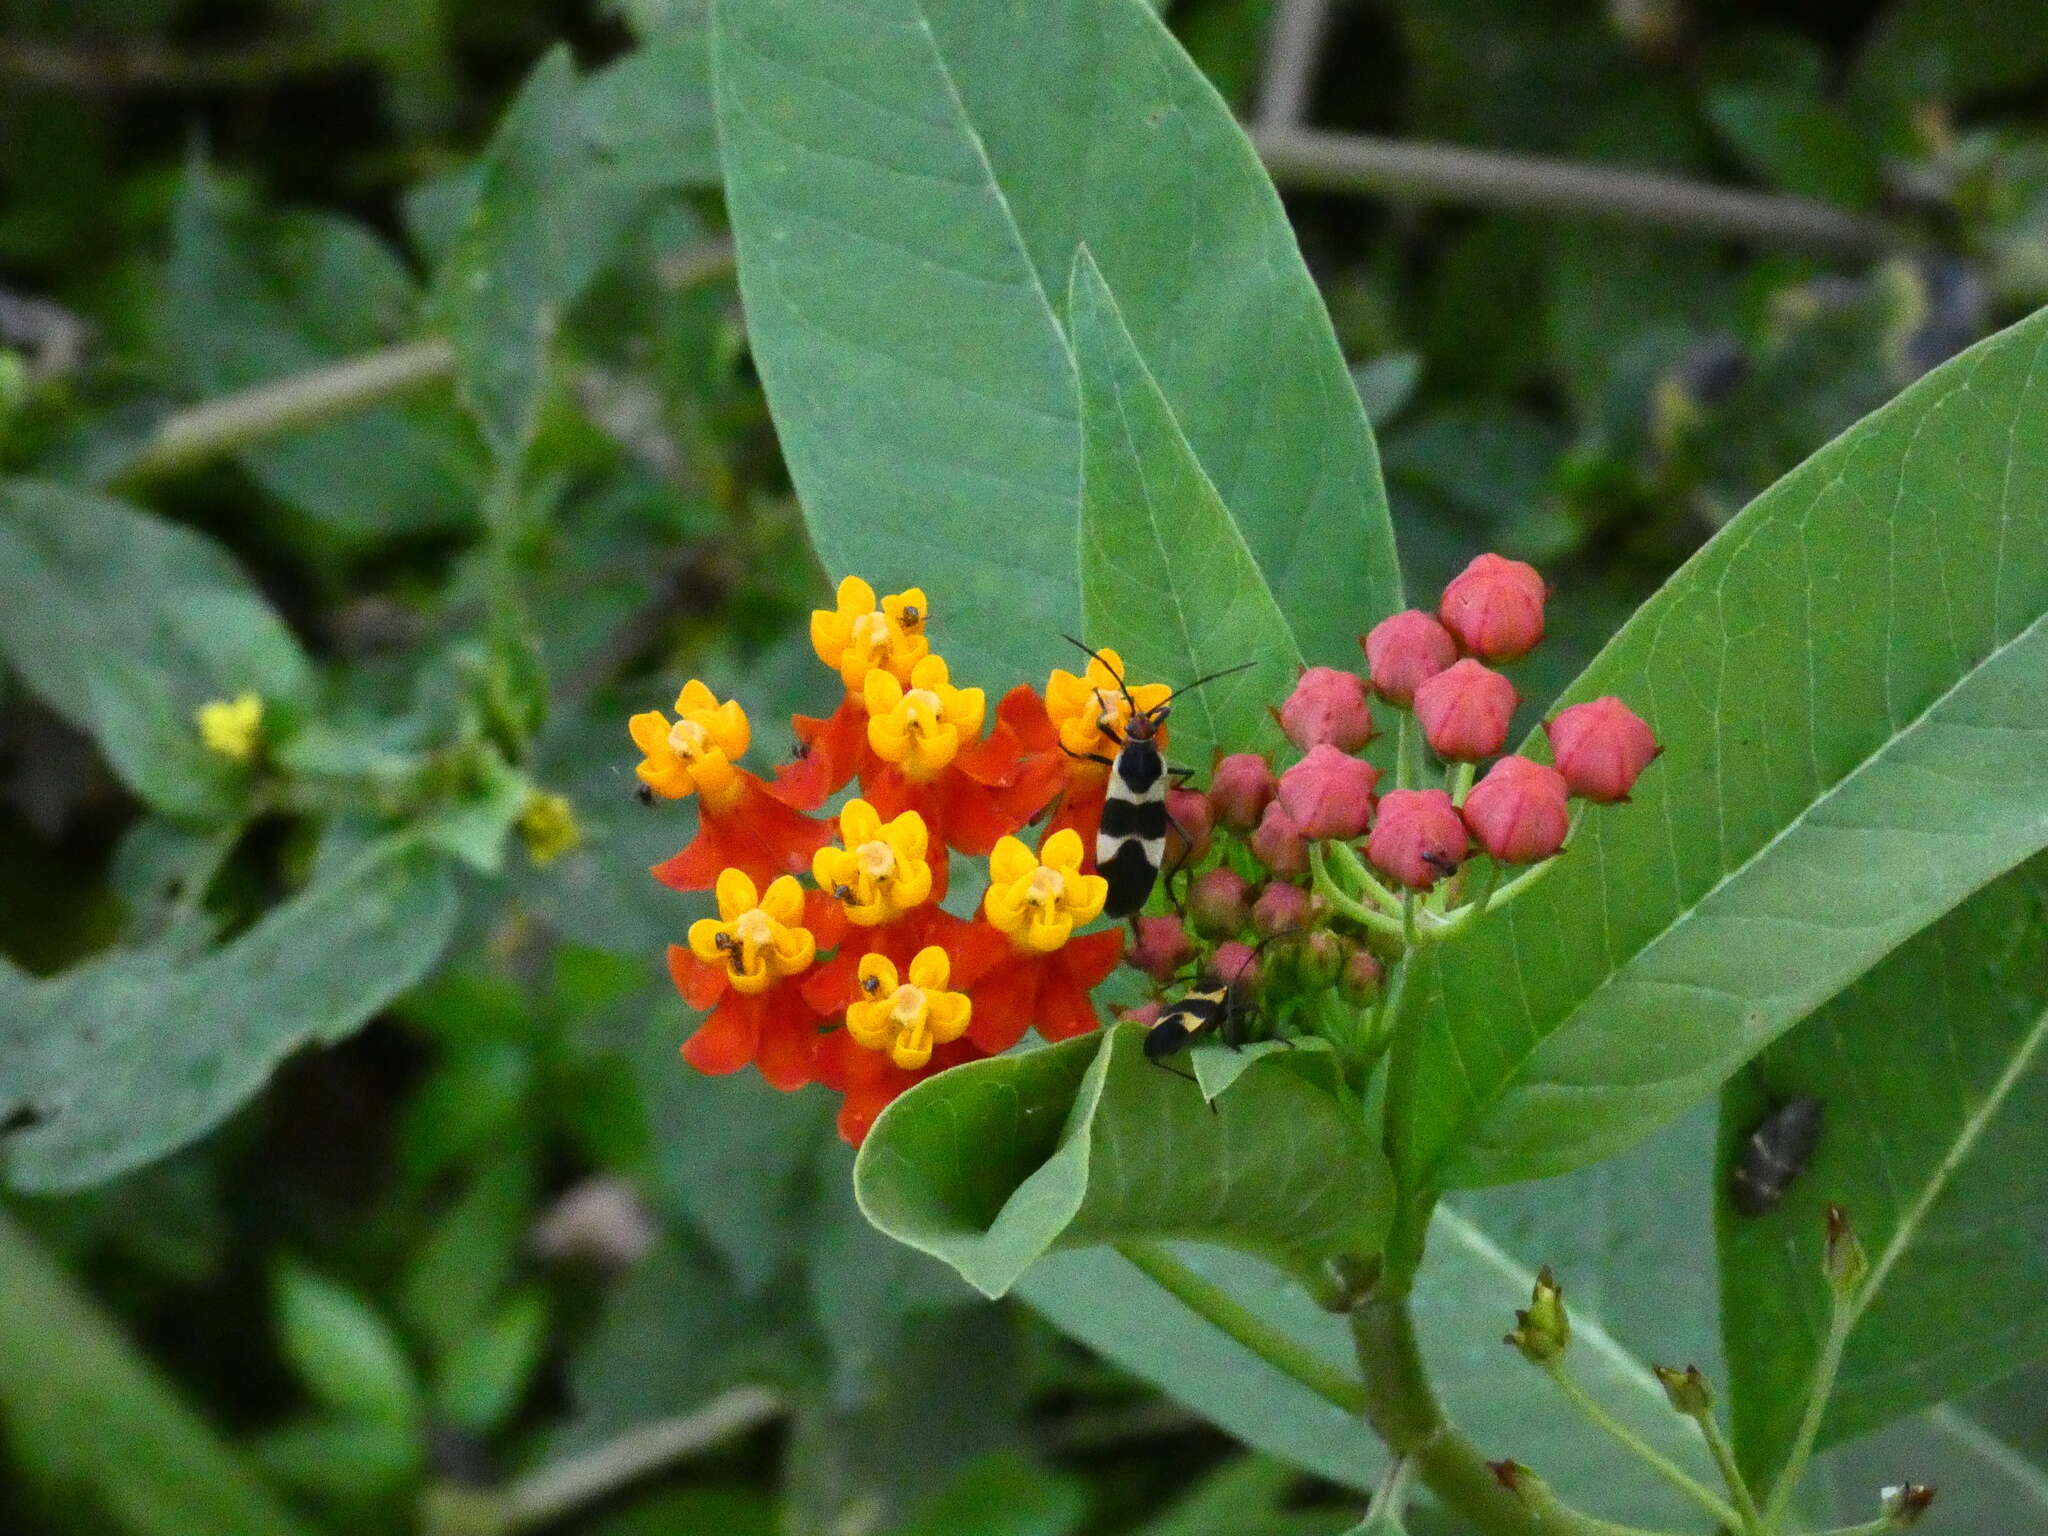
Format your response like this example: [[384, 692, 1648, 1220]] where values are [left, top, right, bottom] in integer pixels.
[[1162, 660, 1257, 709], [1061, 633, 1139, 713]]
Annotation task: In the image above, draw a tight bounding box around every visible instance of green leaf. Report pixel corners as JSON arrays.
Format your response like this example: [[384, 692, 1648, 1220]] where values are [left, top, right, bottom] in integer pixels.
[[710, 0, 1398, 686], [250, 1415, 422, 1504], [1017, 1210, 1715, 1523], [399, 1152, 537, 1362], [0, 1206, 313, 1536], [1719, 855, 2048, 1481], [274, 1264, 424, 1429], [440, 49, 645, 465], [1829, 1402, 2048, 1528], [1704, 86, 1883, 209], [891, 1452, 1088, 1536], [0, 838, 459, 1192], [856, 1024, 1391, 1300], [1854, 0, 2048, 102], [0, 480, 312, 817], [1401, 307, 2048, 1190], [433, 1289, 550, 1433], [1190, 1037, 1299, 1104], [1070, 251, 1302, 767], [582, 22, 721, 194]]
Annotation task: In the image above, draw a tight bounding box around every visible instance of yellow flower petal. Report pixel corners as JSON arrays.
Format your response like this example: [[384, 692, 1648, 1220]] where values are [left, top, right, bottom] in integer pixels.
[[1040, 829, 1086, 873], [714, 867, 759, 922], [839, 798, 881, 845], [907, 945, 951, 991], [759, 875, 805, 925], [687, 918, 728, 963]]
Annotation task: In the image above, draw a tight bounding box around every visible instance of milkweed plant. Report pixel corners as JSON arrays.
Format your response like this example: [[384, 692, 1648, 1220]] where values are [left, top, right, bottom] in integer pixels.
[[627, 6, 2048, 1534], [1, 1, 2043, 1533]]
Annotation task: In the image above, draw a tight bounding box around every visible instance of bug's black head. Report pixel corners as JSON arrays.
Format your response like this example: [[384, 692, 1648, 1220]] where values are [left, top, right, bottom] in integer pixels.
[[1142, 1017, 1191, 1061]]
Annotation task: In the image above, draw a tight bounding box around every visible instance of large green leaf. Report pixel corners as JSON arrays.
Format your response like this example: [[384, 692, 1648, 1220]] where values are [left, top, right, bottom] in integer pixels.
[[710, 0, 1398, 688], [856, 1025, 1391, 1300], [0, 839, 458, 1192], [1071, 252, 1301, 768], [0, 480, 313, 820], [1718, 855, 2048, 1481], [1400, 307, 2048, 1190], [0, 1207, 312, 1536]]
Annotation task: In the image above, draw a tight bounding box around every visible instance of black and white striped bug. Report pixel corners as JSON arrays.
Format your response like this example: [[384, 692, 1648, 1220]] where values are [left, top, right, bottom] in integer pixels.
[[1730, 1094, 1823, 1216], [1059, 639, 1250, 919]]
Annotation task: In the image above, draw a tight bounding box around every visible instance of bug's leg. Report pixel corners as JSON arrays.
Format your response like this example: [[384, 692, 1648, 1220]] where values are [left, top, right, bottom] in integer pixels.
[[1059, 745, 1117, 768], [1167, 762, 1197, 789]]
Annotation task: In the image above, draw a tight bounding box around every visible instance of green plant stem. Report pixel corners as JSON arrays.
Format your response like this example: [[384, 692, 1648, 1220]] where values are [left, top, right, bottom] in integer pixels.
[[1449, 761, 1475, 806], [1810, 1522, 1890, 1536], [1693, 1408, 1765, 1533], [1540, 1363, 1743, 1531], [1395, 713, 1414, 790], [1329, 839, 1403, 914], [1310, 842, 1407, 941], [1351, 1289, 1622, 1536], [1761, 1302, 1855, 1532], [1116, 1241, 1369, 1415], [500, 1386, 783, 1531], [117, 338, 457, 487], [1251, 127, 1909, 254]]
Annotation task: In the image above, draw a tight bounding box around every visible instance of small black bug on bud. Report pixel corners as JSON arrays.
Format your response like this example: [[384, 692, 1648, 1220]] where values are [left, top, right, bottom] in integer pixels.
[[1730, 1094, 1823, 1216], [633, 783, 656, 807]]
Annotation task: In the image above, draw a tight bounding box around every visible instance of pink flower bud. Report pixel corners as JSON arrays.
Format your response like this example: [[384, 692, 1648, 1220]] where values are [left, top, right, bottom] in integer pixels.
[[1119, 1000, 1162, 1027], [1278, 666, 1375, 752], [1187, 868, 1252, 938], [1414, 659, 1518, 763], [1251, 880, 1312, 937], [1367, 789, 1469, 890], [1362, 610, 1458, 706], [1165, 787, 1214, 865], [1439, 553, 1546, 661], [1212, 940, 1262, 994], [1543, 697, 1660, 803], [1296, 928, 1346, 988], [1340, 946, 1384, 1004], [1276, 744, 1379, 841], [1461, 755, 1570, 864], [1208, 752, 1277, 831], [1248, 800, 1309, 880], [1130, 915, 1195, 982]]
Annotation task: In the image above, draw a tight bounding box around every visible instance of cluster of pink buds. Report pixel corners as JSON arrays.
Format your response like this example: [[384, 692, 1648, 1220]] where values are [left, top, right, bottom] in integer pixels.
[[1116, 554, 1657, 1044]]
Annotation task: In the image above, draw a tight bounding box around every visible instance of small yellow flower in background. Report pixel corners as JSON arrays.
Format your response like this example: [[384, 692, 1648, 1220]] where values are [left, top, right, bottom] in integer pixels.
[[1045, 648, 1170, 759], [518, 791, 581, 866], [812, 800, 932, 925], [983, 830, 1107, 953], [811, 576, 930, 691], [629, 680, 750, 809], [846, 946, 970, 1069], [688, 869, 817, 994], [196, 692, 264, 763], [864, 655, 985, 781]]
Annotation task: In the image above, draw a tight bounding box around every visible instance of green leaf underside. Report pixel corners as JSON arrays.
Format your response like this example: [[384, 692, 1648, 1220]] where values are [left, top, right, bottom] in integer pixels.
[[0, 481, 312, 818], [0, 840, 458, 1193], [0, 1208, 312, 1536], [709, 0, 1398, 687], [443, 48, 647, 463], [1719, 855, 2048, 1481], [1403, 307, 2048, 1189], [1190, 1038, 1300, 1104], [1070, 251, 1302, 768], [854, 1024, 1392, 1300], [1018, 1211, 1713, 1523]]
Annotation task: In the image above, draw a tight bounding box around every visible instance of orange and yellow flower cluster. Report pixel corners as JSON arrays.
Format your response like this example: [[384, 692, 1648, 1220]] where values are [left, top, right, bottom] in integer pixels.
[[635, 578, 1143, 1143]]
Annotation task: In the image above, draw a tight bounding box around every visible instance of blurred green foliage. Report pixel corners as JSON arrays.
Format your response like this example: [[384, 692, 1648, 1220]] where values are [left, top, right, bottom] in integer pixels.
[[1, 0, 2046, 1532]]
